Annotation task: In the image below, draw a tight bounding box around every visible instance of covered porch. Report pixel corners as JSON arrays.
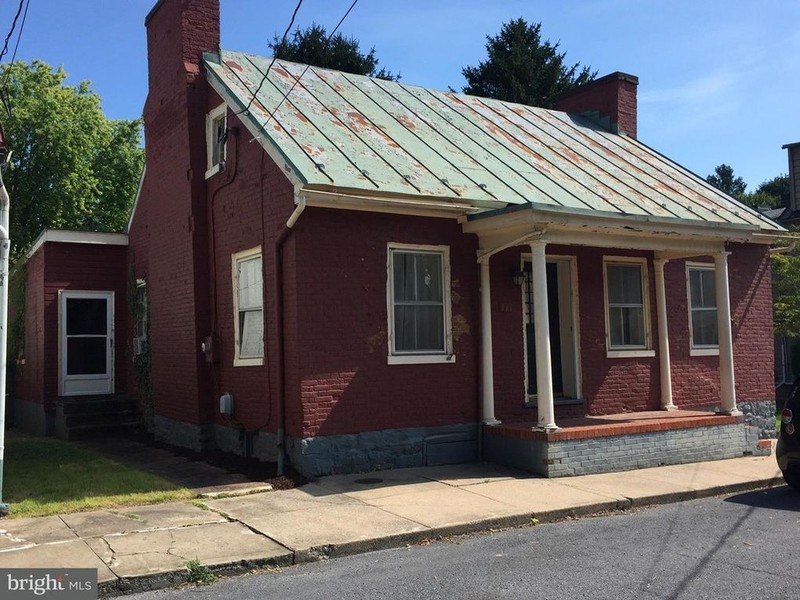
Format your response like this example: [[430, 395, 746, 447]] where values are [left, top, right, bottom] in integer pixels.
[[461, 203, 778, 476]]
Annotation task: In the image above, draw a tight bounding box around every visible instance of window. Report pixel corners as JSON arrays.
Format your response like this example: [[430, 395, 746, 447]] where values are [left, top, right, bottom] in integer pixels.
[[687, 264, 718, 353], [604, 258, 652, 355], [132, 280, 148, 356], [232, 247, 263, 366], [387, 244, 453, 364], [205, 103, 228, 178]]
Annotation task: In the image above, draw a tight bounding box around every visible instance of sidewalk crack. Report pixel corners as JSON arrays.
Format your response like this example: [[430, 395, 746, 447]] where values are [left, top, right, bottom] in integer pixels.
[[58, 515, 81, 540]]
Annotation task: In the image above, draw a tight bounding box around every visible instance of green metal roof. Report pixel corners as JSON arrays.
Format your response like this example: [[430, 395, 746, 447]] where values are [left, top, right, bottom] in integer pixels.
[[204, 50, 783, 234]]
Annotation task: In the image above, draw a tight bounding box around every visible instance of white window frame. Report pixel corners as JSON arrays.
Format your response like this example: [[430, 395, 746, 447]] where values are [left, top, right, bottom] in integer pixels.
[[386, 243, 455, 365], [132, 279, 148, 357], [205, 103, 228, 179], [603, 256, 654, 358], [686, 262, 719, 356], [232, 246, 264, 367]]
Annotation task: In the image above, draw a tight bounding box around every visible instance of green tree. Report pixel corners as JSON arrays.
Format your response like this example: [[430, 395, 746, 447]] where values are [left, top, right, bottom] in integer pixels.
[[705, 164, 747, 197], [461, 18, 595, 108], [736, 190, 779, 210], [773, 247, 800, 338], [270, 23, 399, 81], [1, 60, 143, 257], [757, 174, 790, 206]]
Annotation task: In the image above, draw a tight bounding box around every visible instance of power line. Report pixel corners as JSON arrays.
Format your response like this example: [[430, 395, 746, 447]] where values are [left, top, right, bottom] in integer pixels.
[[237, 0, 304, 116], [6, 0, 30, 66], [257, 0, 360, 128], [0, 0, 31, 118], [0, 0, 25, 61]]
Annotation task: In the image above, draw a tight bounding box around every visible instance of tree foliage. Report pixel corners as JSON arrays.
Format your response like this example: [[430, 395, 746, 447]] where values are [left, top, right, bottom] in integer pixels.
[[270, 23, 399, 81], [705, 164, 747, 197], [461, 18, 595, 108], [757, 174, 790, 207], [773, 246, 800, 338], [1, 60, 143, 257]]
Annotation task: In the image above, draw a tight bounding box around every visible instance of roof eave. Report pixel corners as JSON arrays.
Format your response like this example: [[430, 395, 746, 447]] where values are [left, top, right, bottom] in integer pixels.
[[462, 201, 780, 243]]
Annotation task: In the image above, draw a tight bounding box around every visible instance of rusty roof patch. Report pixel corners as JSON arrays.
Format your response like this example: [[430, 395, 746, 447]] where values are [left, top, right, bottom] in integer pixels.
[[203, 49, 784, 234]]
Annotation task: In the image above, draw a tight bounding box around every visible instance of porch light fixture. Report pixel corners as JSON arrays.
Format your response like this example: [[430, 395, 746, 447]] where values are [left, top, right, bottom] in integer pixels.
[[511, 270, 526, 286]]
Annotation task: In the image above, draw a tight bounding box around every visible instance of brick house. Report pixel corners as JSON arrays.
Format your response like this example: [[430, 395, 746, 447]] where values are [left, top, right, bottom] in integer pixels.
[[11, 0, 786, 477]]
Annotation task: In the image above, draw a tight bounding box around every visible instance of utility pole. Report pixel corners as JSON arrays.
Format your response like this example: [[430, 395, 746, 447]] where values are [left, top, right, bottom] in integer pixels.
[[0, 128, 10, 516]]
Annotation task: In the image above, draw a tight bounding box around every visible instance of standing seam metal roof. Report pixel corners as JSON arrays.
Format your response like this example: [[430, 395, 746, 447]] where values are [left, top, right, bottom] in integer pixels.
[[203, 49, 783, 233]]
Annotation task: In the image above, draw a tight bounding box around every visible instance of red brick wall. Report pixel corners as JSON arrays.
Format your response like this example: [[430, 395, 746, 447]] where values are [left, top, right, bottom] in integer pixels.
[[15, 249, 45, 404], [203, 97, 297, 434], [15, 242, 128, 409], [128, 0, 219, 425], [729, 244, 774, 401], [291, 208, 481, 438]]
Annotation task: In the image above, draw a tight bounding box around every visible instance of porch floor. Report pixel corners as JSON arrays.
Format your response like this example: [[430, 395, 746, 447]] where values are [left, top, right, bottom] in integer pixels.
[[488, 410, 745, 442]]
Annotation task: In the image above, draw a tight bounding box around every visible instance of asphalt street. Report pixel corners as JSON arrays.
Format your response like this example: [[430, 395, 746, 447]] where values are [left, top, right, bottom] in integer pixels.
[[128, 485, 798, 600]]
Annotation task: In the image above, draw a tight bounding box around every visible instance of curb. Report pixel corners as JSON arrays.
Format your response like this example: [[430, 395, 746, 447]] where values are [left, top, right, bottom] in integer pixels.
[[95, 476, 783, 597]]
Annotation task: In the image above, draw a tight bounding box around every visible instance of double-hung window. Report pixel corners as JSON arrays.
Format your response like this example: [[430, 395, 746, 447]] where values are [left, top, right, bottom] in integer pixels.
[[687, 264, 718, 354], [604, 258, 652, 356], [205, 103, 228, 178], [387, 244, 453, 364], [232, 247, 263, 366]]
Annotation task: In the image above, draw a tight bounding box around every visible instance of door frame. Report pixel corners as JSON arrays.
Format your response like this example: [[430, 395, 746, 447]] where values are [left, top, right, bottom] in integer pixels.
[[58, 290, 115, 396], [520, 254, 582, 402]]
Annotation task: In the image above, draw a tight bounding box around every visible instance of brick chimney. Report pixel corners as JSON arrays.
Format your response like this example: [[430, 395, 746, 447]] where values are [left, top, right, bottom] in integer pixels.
[[784, 142, 800, 214], [554, 72, 639, 139], [133, 0, 221, 428]]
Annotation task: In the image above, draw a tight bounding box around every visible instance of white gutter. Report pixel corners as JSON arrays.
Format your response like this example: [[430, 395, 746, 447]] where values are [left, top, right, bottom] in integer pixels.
[[771, 241, 797, 255]]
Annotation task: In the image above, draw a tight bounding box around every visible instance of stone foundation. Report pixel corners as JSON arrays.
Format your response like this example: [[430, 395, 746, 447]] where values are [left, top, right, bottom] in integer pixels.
[[12, 399, 53, 436], [287, 423, 479, 477]]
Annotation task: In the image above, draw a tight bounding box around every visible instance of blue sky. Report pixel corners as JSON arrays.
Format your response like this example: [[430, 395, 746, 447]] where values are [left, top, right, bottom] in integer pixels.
[[1, 0, 798, 191]]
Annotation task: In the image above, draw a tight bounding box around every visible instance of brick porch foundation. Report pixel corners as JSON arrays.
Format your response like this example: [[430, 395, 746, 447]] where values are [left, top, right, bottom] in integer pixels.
[[483, 411, 765, 477]]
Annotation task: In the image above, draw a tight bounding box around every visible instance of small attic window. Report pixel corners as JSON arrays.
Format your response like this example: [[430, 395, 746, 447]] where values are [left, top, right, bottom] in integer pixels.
[[205, 103, 228, 178]]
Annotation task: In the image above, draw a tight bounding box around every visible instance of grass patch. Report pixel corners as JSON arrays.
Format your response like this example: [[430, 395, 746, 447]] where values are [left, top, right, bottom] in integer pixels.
[[3, 431, 195, 519], [186, 559, 216, 585]]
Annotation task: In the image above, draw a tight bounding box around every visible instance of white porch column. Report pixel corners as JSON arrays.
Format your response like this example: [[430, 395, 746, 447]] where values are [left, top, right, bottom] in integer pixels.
[[480, 259, 499, 425], [530, 241, 557, 430], [715, 251, 740, 415], [653, 259, 676, 410]]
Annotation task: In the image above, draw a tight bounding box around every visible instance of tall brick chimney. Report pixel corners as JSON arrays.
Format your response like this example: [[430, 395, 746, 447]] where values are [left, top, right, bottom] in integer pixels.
[[784, 142, 800, 214], [133, 0, 221, 430], [554, 72, 638, 139]]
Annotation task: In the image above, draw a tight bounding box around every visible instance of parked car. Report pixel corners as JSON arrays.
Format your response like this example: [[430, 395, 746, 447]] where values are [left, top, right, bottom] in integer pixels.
[[777, 377, 800, 491]]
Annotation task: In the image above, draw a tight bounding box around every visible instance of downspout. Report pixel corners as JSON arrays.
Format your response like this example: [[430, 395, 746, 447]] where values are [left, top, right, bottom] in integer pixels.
[[274, 194, 306, 476], [0, 156, 11, 515], [770, 241, 797, 255]]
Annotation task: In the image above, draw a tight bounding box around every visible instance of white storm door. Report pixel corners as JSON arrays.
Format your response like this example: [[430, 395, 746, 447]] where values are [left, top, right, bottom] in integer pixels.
[[59, 291, 114, 396]]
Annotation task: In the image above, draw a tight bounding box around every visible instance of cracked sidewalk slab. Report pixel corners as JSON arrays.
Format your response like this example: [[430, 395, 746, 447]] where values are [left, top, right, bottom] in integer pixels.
[[87, 521, 292, 580], [60, 501, 227, 539], [0, 538, 117, 581], [0, 516, 78, 550]]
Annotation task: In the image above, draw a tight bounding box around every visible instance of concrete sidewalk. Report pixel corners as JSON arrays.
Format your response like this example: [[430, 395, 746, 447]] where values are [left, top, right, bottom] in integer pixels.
[[0, 452, 785, 596]]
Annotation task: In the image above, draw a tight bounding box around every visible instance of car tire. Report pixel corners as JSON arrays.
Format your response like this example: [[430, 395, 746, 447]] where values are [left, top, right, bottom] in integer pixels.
[[783, 470, 800, 491]]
